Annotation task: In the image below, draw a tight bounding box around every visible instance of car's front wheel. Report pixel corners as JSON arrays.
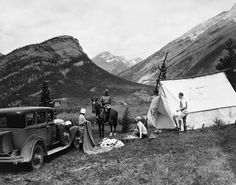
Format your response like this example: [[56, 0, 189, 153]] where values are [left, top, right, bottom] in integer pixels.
[[59, 127, 71, 146], [30, 144, 44, 170], [73, 131, 80, 149]]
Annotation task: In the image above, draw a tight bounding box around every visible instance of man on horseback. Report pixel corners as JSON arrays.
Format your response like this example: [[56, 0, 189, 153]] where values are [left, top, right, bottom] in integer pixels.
[[91, 91, 118, 138], [100, 89, 112, 123]]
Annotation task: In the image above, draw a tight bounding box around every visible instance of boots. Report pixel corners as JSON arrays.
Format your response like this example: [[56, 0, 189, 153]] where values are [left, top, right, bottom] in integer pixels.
[[79, 143, 83, 152], [184, 125, 187, 133]]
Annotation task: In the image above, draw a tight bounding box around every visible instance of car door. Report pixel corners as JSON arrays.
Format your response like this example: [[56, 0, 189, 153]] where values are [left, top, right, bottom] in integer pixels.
[[25, 112, 36, 138], [46, 110, 57, 144], [36, 111, 48, 144]]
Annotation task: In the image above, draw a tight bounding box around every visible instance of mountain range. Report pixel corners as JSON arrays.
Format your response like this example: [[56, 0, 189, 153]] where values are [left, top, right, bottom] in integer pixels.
[[119, 3, 236, 85], [0, 36, 150, 107], [2, 3, 236, 107], [92, 51, 141, 74]]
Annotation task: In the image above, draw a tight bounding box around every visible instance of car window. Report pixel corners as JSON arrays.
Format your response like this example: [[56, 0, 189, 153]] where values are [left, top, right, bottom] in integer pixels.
[[36, 112, 46, 124], [0, 117, 7, 127], [47, 111, 54, 122], [26, 113, 35, 127], [0, 115, 25, 128]]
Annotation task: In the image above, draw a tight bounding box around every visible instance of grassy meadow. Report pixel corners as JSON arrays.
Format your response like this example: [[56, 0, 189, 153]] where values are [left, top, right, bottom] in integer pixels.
[[1, 103, 236, 185], [56, 102, 151, 127], [1, 123, 236, 184]]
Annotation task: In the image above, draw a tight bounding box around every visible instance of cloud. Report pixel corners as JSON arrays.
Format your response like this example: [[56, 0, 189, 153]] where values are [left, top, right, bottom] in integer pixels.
[[0, 0, 235, 59]]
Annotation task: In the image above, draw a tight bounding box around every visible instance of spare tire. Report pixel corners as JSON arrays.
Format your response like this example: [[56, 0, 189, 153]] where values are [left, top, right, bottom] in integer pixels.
[[73, 131, 81, 149], [58, 126, 71, 146]]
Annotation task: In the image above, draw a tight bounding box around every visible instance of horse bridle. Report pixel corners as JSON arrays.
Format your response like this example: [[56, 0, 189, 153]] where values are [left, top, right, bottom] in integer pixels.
[[92, 100, 105, 119], [96, 107, 105, 119]]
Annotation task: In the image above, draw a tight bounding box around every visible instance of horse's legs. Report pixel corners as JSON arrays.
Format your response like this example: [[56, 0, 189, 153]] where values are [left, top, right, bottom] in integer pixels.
[[113, 122, 117, 136], [97, 119, 102, 138], [100, 124, 102, 138], [109, 121, 113, 137], [113, 112, 118, 136], [101, 121, 104, 138]]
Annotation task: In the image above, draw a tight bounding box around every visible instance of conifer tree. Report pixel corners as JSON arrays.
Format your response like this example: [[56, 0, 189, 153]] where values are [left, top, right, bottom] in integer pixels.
[[216, 39, 236, 91], [153, 53, 168, 94], [159, 59, 167, 80], [121, 107, 132, 133], [216, 39, 236, 71], [39, 81, 53, 107]]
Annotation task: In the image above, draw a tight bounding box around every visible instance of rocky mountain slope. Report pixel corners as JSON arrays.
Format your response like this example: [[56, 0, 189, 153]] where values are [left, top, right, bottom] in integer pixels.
[[0, 53, 4, 59], [0, 36, 150, 107], [119, 3, 236, 85], [92, 51, 141, 74]]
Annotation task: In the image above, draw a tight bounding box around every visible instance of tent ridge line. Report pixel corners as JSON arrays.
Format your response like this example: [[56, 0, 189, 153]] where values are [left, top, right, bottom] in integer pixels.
[[161, 69, 236, 82], [188, 105, 236, 114]]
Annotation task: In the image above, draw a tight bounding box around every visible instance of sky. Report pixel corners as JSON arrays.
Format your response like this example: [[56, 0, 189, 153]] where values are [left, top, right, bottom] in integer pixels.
[[0, 0, 235, 59]]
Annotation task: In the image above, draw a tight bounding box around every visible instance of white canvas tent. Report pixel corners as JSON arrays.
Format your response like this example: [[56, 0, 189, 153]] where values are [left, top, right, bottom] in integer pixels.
[[147, 72, 236, 129]]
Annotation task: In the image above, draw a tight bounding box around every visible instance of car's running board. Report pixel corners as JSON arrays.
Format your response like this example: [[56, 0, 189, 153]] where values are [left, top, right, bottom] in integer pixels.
[[47, 145, 70, 156]]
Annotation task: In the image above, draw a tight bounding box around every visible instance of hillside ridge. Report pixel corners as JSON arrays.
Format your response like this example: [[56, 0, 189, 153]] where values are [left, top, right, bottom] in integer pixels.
[[0, 36, 150, 107], [119, 3, 236, 85]]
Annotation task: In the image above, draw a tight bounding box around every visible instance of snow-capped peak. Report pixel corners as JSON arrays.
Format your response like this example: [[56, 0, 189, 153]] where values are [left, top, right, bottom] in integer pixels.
[[93, 51, 142, 66], [92, 51, 142, 74]]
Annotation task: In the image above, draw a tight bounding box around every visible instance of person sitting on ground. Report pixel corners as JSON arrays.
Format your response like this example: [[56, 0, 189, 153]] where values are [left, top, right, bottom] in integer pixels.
[[100, 89, 112, 121], [143, 115, 148, 129], [173, 92, 188, 131], [133, 116, 148, 139], [78, 108, 90, 151]]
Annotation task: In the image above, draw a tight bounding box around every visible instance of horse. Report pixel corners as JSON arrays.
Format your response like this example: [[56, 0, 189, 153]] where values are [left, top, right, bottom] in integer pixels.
[[91, 98, 118, 138]]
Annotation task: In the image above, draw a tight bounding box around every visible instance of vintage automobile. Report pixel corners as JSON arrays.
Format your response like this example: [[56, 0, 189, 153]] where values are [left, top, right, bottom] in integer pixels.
[[0, 106, 80, 170]]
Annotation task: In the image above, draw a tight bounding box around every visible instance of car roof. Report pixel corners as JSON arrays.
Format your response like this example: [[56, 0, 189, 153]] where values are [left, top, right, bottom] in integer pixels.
[[0, 106, 54, 115]]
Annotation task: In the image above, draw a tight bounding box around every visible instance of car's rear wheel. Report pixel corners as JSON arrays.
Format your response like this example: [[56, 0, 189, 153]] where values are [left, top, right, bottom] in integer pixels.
[[73, 131, 80, 149], [59, 127, 71, 146], [30, 144, 44, 170]]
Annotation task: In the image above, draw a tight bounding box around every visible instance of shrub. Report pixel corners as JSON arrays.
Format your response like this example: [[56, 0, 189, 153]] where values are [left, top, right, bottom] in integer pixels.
[[213, 118, 226, 128], [121, 107, 132, 133]]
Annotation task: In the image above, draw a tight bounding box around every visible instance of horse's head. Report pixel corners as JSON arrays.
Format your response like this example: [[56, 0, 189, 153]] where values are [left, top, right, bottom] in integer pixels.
[[91, 97, 100, 115]]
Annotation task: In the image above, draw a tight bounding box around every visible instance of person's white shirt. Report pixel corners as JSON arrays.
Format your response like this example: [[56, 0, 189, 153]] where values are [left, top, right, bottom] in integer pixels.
[[78, 114, 87, 133], [137, 121, 147, 138], [79, 114, 86, 125], [179, 97, 188, 114]]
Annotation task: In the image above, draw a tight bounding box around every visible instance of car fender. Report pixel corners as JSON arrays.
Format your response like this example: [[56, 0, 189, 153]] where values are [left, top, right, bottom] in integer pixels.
[[69, 125, 79, 141], [20, 135, 47, 162]]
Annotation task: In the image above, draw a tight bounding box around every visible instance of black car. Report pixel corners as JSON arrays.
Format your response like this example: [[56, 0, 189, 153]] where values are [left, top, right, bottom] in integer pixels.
[[0, 106, 80, 170]]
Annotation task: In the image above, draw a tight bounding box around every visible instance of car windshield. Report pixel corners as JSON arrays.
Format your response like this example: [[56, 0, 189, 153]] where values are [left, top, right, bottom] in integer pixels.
[[0, 114, 25, 128]]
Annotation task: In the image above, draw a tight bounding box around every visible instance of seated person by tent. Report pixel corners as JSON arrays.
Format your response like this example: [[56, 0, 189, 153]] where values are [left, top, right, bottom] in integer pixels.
[[133, 116, 147, 138], [142, 115, 148, 127], [173, 92, 188, 131]]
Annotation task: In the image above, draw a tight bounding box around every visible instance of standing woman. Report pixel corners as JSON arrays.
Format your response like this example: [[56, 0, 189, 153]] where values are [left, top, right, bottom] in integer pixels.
[[78, 108, 88, 151]]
